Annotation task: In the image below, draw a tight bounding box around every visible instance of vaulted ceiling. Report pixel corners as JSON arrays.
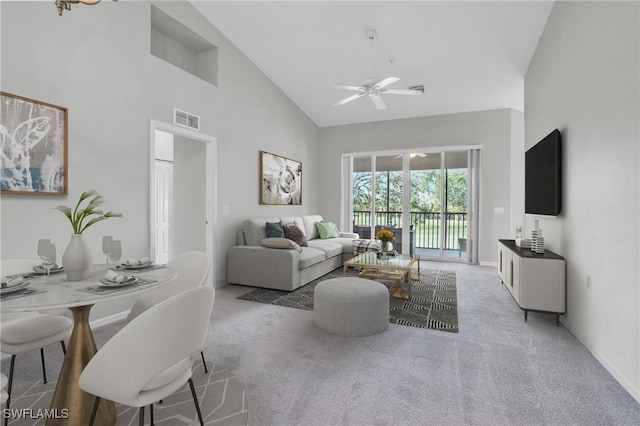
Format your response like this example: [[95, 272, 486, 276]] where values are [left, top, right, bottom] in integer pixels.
[[192, 1, 554, 128]]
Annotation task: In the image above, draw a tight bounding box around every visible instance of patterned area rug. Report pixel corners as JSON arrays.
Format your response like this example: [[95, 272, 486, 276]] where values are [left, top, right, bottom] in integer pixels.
[[5, 362, 248, 425], [238, 268, 458, 332]]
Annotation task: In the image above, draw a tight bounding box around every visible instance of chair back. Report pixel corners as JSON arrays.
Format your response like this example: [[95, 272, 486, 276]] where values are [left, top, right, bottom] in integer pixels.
[[167, 251, 210, 293], [79, 286, 215, 405], [1, 259, 39, 277], [126, 251, 210, 322]]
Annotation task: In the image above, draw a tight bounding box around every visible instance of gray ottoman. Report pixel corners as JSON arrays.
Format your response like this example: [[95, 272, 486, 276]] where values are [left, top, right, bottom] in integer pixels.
[[314, 277, 389, 336]]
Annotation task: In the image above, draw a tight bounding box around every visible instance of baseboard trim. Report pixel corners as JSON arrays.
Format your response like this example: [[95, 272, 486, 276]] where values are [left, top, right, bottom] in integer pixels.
[[480, 261, 498, 267], [565, 324, 640, 404]]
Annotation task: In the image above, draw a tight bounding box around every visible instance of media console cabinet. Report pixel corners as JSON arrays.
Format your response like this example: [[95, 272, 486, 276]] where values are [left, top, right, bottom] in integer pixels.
[[497, 239, 566, 325]]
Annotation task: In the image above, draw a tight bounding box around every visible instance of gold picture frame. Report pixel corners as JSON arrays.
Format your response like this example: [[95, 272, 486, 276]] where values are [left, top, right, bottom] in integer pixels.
[[1, 91, 68, 195], [260, 150, 302, 205]]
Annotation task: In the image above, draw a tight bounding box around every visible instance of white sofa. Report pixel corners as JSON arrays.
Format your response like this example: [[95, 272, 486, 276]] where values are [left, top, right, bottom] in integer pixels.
[[227, 215, 359, 291]]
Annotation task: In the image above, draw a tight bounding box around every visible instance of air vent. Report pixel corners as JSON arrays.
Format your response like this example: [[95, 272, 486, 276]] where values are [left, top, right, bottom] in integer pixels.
[[173, 108, 200, 131]]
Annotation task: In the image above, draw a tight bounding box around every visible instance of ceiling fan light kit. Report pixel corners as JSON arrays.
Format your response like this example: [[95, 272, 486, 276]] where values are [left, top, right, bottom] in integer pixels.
[[334, 29, 424, 110]]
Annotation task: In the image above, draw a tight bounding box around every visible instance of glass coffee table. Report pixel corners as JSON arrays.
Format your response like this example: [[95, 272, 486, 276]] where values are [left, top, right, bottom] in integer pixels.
[[343, 252, 420, 300]]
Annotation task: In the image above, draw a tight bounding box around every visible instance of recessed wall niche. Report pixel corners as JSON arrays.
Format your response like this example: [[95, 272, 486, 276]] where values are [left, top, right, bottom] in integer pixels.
[[150, 5, 218, 86]]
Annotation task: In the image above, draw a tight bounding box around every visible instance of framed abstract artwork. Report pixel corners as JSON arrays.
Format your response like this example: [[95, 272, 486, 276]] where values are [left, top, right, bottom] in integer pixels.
[[260, 150, 302, 205], [1, 92, 68, 195]]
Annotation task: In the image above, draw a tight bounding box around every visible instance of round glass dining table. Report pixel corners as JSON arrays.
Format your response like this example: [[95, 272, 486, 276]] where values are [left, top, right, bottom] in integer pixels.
[[0, 264, 176, 426]]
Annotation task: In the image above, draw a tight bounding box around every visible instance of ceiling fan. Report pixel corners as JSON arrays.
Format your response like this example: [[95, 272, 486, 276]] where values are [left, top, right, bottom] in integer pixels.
[[334, 30, 424, 111]]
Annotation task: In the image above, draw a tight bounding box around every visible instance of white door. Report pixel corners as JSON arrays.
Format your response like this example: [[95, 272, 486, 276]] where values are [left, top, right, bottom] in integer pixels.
[[155, 160, 173, 264]]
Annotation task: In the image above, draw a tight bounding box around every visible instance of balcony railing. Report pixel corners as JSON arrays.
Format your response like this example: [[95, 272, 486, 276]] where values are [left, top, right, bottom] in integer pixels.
[[353, 210, 467, 251]]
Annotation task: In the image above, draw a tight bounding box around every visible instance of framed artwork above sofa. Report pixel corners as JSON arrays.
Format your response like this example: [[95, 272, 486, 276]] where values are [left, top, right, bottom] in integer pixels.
[[260, 150, 302, 205]]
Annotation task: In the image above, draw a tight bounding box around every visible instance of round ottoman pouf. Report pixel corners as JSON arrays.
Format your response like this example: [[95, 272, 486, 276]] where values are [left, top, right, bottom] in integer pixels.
[[314, 277, 389, 336]]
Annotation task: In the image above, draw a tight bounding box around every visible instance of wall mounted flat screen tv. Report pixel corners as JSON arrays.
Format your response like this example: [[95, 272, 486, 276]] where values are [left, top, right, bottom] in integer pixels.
[[525, 129, 562, 216]]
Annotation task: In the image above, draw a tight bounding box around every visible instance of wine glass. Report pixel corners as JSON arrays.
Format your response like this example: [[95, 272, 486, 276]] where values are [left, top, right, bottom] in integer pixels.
[[109, 240, 122, 270], [37, 239, 56, 280], [102, 236, 113, 271]]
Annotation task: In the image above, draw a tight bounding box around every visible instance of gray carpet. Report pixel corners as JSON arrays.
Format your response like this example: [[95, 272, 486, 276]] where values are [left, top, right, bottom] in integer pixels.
[[4, 362, 247, 425], [3, 261, 639, 425], [237, 268, 458, 332]]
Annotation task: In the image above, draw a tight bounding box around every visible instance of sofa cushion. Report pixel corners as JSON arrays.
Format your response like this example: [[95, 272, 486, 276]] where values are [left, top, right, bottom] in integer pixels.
[[243, 218, 280, 246], [315, 221, 339, 239], [302, 215, 323, 239], [265, 220, 285, 238], [261, 237, 302, 252], [299, 247, 326, 269], [307, 240, 342, 258], [283, 222, 308, 247]]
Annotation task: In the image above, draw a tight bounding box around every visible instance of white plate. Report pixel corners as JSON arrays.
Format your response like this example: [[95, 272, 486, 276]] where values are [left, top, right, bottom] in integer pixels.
[[0, 281, 31, 294], [99, 277, 138, 287], [32, 266, 65, 275], [120, 261, 153, 270]]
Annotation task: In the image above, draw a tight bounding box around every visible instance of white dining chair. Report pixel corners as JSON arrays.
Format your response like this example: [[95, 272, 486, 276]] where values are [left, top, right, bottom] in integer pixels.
[[0, 259, 72, 425], [0, 373, 8, 405], [79, 286, 215, 426], [126, 251, 212, 372]]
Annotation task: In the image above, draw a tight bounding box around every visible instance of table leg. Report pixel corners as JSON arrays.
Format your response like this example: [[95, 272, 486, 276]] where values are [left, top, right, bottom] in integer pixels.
[[47, 305, 116, 426]]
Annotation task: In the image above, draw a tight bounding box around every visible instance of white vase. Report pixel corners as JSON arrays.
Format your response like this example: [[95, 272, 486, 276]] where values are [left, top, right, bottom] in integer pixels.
[[62, 234, 92, 281]]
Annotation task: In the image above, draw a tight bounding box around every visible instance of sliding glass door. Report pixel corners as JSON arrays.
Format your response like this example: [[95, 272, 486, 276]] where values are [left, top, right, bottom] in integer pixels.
[[344, 147, 479, 262]]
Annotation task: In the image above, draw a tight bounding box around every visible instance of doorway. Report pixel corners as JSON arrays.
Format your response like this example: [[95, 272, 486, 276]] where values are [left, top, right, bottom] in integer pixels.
[[149, 121, 217, 287]]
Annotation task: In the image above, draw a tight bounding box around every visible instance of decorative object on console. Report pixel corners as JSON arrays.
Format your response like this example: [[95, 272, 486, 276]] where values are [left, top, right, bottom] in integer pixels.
[[54, 190, 122, 281], [260, 151, 302, 205], [1, 92, 68, 195], [55, 0, 101, 16], [531, 229, 545, 254]]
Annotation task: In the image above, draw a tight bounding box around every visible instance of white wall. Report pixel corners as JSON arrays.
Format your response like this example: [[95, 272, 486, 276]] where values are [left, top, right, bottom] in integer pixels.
[[0, 1, 319, 319], [524, 1, 639, 399], [317, 109, 522, 264]]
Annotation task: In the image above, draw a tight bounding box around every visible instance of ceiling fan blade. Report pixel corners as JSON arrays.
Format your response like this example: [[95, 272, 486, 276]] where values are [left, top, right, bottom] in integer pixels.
[[379, 88, 423, 96], [334, 84, 366, 91], [373, 77, 399, 89], [369, 93, 387, 110], [334, 92, 365, 106]]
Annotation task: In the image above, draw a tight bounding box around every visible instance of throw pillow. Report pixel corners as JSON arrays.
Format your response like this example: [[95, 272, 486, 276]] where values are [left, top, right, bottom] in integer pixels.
[[261, 238, 302, 252], [353, 239, 382, 254], [265, 220, 285, 238], [283, 222, 309, 247], [315, 221, 339, 239]]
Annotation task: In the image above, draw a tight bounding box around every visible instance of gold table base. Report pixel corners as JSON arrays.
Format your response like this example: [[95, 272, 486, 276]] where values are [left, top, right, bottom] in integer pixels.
[[359, 269, 412, 300], [47, 305, 115, 426]]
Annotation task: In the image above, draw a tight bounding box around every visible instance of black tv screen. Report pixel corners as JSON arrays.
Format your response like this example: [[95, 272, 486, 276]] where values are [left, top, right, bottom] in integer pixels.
[[525, 129, 562, 216]]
